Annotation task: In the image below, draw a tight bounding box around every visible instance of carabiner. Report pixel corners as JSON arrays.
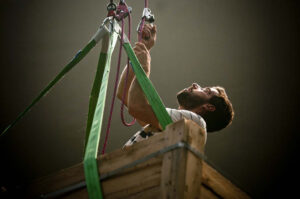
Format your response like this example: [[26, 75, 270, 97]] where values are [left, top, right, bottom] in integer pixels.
[[137, 8, 155, 39], [107, 2, 117, 17]]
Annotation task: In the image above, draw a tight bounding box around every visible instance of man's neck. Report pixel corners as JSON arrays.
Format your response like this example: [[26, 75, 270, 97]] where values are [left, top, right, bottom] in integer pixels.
[[178, 106, 184, 110], [178, 106, 203, 116]]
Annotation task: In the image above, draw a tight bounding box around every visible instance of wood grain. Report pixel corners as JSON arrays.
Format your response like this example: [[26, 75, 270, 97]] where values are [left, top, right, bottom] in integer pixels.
[[202, 161, 251, 199], [26, 119, 250, 199]]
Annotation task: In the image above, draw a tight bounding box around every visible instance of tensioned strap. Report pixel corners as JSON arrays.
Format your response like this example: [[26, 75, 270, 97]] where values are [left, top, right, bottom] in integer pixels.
[[0, 40, 97, 137], [122, 42, 173, 130], [84, 48, 109, 150], [0, 17, 111, 137], [83, 30, 118, 199]]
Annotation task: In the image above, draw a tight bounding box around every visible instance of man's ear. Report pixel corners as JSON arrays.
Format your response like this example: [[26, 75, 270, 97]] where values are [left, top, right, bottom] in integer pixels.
[[205, 103, 216, 112], [192, 103, 216, 115]]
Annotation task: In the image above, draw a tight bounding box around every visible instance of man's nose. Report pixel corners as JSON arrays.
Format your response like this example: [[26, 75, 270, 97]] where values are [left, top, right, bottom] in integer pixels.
[[192, 83, 200, 89]]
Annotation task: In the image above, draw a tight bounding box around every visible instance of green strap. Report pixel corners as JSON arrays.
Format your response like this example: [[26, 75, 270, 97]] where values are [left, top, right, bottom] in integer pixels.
[[84, 50, 108, 151], [83, 31, 118, 199], [0, 39, 97, 137], [123, 42, 173, 130]]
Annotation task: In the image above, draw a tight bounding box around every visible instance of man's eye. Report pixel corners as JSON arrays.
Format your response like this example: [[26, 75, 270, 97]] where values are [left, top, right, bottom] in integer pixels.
[[205, 88, 211, 94]]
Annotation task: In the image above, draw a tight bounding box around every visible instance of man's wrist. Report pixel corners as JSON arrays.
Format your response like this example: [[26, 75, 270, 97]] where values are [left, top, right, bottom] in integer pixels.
[[142, 67, 150, 75]]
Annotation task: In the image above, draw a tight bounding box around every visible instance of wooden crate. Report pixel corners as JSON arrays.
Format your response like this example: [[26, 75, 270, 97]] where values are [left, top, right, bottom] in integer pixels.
[[26, 119, 250, 199]]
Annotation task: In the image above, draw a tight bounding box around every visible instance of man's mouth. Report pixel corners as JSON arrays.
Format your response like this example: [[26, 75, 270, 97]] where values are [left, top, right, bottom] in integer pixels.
[[183, 85, 195, 93], [183, 88, 190, 92]]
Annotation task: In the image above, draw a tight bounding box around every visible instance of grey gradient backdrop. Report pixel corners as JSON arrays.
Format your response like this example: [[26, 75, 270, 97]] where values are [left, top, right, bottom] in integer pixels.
[[0, 0, 299, 198]]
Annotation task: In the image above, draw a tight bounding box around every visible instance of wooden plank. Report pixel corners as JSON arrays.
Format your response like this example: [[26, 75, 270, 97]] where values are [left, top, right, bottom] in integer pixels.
[[103, 157, 162, 198], [42, 156, 162, 199], [26, 163, 85, 198], [200, 185, 219, 199], [184, 120, 206, 199], [202, 161, 250, 199], [160, 119, 189, 199], [160, 150, 172, 198], [160, 119, 206, 199], [172, 148, 187, 198], [124, 186, 161, 199], [99, 119, 187, 174], [61, 188, 88, 199]]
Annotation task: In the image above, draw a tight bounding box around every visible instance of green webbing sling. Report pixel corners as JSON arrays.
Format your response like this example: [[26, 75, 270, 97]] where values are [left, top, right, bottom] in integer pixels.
[[83, 31, 118, 199], [122, 42, 173, 130], [0, 39, 97, 137], [84, 49, 108, 150]]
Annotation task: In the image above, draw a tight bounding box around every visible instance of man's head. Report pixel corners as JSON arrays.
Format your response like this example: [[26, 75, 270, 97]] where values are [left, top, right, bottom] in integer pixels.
[[177, 83, 234, 132]]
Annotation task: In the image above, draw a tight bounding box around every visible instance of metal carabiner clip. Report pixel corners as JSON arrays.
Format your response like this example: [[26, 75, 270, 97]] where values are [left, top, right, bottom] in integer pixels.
[[137, 8, 155, 38], [107, 2, 117, 17], [143, 8, 155, 23]]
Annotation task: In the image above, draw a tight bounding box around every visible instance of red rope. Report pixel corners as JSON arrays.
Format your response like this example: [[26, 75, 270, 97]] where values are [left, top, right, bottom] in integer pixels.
[[138, 0, 148, 41], [120, 12, 136, 127], [138, 18, 145, 42]]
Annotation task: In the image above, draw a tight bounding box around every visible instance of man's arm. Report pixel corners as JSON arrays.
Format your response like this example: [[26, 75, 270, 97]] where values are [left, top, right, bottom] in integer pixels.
[[127, 42, 161, 130], [116, 64, 135, 107], [116, 24, 157, 127], [116, 24, 156, 105]]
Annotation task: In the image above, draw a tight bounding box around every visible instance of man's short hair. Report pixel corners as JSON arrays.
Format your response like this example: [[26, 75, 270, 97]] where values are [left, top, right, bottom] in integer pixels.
[[202, 86, 234, 132]]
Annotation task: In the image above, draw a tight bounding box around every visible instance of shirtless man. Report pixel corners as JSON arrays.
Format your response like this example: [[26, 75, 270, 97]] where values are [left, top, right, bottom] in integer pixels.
[[117, 24, 234, 146]]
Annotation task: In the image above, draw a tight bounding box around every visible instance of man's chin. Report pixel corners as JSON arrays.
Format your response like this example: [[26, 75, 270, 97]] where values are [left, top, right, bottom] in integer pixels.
[[176, 90, 205, 110], [176, 91, 190, 107]]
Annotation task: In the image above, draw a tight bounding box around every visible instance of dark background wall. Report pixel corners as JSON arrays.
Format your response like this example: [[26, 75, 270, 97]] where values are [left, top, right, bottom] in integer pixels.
[[0, 0, 299, 198]]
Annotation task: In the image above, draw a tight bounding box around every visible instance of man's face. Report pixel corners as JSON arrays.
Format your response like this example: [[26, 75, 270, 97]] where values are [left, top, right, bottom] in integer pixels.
[[177, 83, 219, 110]]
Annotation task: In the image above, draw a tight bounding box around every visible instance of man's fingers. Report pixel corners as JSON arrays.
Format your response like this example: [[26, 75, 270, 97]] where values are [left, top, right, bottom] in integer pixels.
[[142, 24, 156, 38], [133, 46, 141, 55], [143, 24, 156, 33], [135, 42, 148, 51], [133, 45, 142, 53], [151, 25, 157, 34], [134, 43, 148, 56], [142, 29, 151, 40], [144, 24, 152, 28], [134, 43, 144, 50], [142, 24, 152, 32]]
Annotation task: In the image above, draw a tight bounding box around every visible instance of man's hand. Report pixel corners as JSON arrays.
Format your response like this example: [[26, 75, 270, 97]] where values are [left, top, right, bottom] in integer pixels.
[[140, 24, 157, 50], [133, 42, 151, 74]]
